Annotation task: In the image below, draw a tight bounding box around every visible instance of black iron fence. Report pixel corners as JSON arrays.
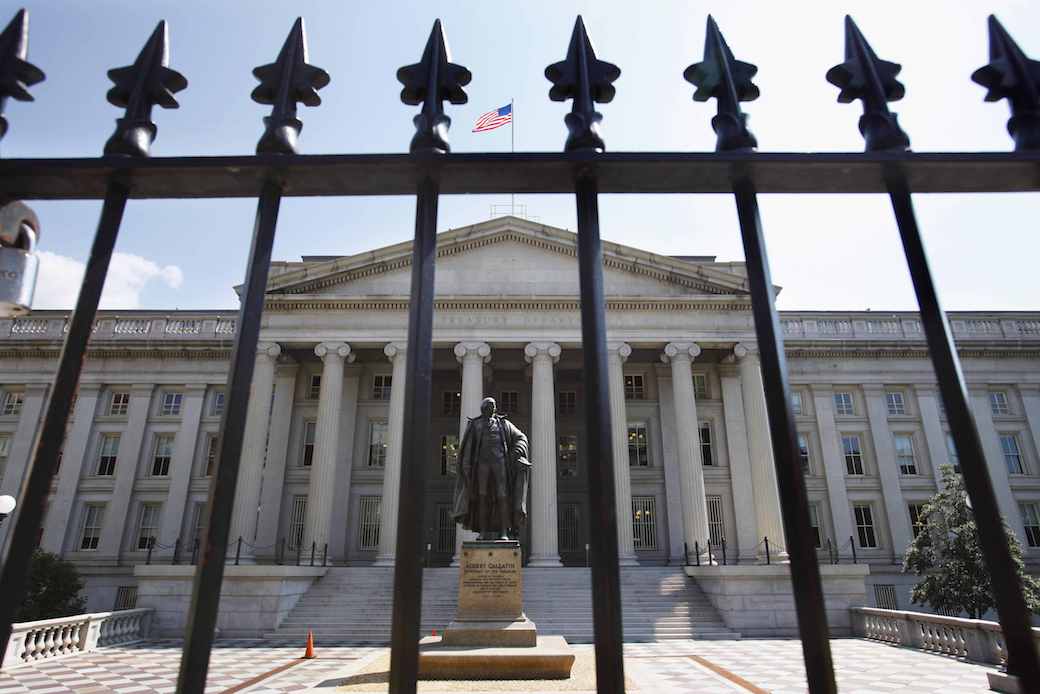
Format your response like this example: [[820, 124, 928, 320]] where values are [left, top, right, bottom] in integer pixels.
[[0, 9, 1038, 694]]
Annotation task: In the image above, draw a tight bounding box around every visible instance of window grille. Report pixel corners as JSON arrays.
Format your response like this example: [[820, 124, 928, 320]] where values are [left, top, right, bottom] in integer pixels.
[[159, 391, 183, 416], [854, 504, 877, 548], [113, 586, 138, 611], [442, 391, 461, 416], [706, 494, 725, 546], [368, 421, 388, 467], [842, 435, 864, 475], [308, 374, 321, 400], [1001, 434, 1024, 474], [136, 503, 161, 550], [439, 434, 458, 476], [626, 424, 648, 467], [96, 433, 120, 476], [436, 505, 455, 553], [372, 374, 392, 400], [499, 390, 519, 414], [886, 391, 906, 415], [631, 496, 657, 551], [946, 432, 960, 473], [808, 503, 822, 549], [287, 495, 306, 551], [558, 435, 578, 478], [834, 391, 854, 416], [699, 422, 713, 466], [558, 503, 581, 553], [990, 391, 1011, 416], [205, 435, 218, 476], [151, 434, 174, 476], [79, 504, 104, 551], [1020, 503, 1040, 548], [558, 390, 576, 415], [894, 434, 917, 475], [874, 584, 898, 610], [1, 391, 23, 416], [692, 373, 708, 399], [798, 433, 811, 475], [791, 391, 803, 415], [908, 503, 927, 539], [108, 391, 130, 416], [358, 496, 381, 550], [623, 374, 645, 400], [301, 420, 316, 467], [211, 390, 225, 416], [190, 501, 206, 542], [0, 434, 9, 481]]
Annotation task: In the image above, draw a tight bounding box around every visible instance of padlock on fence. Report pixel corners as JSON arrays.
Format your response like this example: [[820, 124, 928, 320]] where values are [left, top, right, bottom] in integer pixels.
[[0, 201, 41, 317]]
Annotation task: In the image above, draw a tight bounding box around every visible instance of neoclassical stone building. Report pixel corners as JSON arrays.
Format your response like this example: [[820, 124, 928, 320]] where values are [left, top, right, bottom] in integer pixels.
[[0, 216, 1037, 615]]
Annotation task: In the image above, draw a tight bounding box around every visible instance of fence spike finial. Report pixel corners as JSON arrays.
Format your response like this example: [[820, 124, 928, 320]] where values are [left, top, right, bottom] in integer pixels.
[[103, 20, 187, 157], [826, 15, 909, 152], [544, 15, 620, 152], [0, 8, 45, 143], [972, 15, 1040, 150], [684, 15, 758, 151], [396, 19, 471, 154], [251, 17, 329, 155]]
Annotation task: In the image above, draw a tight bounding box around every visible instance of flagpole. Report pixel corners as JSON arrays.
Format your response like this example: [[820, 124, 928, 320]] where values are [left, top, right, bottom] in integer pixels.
[[510, 97, 515, 216]]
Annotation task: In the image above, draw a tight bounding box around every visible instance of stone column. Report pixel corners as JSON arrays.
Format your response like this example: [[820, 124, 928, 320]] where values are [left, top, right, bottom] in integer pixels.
[[228, 343, 280, 558], [811, 385, 854, 550], [158, 384, 206, 554], [97, 384, 153, 558], [451, 342, 491, 565], [256, 363, 299, 553], [41, 385, 101, 554], [915, 384, 951, 487], [606, 342, 638, 566], [734, 344, 787, 562], [970, 388, 1025, 543], [303, 342, 353, 554], [525, 342, 563, 567], [327, 367, 361, 563], [375, 342, 407, 566], [719, 362, 758, 562], [661, 342, 711, 559], [864, 385, 913, 560]]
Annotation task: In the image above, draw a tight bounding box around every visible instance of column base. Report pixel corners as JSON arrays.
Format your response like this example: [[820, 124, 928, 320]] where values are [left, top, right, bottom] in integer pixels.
[[617, 553, 639, 567], [526, 555, 563, 568], [373, 555, 396, 567]]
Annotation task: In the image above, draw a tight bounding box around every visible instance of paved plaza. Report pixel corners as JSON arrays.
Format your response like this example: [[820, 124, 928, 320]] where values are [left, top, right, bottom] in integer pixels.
[[0, 638, 1001, 693]]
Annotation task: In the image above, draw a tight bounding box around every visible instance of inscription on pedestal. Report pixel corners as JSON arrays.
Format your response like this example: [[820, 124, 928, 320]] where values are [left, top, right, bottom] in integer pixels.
[[456, 540, 522, 621]]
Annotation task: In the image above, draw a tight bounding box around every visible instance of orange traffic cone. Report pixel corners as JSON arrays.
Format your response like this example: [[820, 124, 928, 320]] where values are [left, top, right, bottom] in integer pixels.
[[303, 629, 315, 659]]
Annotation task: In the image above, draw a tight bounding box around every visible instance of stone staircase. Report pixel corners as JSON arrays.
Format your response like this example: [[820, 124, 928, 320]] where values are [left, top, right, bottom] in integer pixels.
[[268, 566, 739, 643]]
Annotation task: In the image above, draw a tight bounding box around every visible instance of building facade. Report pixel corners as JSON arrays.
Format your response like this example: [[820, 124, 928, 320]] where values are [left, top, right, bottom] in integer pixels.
[[0, 217, 1037, 614]]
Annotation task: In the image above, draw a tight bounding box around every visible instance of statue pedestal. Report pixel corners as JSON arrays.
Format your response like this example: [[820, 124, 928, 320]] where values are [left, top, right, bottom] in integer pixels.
[[418, 540, 575, 679]]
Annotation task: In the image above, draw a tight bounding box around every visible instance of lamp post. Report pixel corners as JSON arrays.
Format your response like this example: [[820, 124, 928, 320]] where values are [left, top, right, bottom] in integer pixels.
[[0, 495, 15, 526]]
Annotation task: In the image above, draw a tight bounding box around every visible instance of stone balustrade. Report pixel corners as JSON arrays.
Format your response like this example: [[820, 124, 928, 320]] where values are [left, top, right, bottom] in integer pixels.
[[1, 608, 153, 669], [850, 607, 1040, 666], [779, 311, 1040, 341], [0, 313, 238, 342]]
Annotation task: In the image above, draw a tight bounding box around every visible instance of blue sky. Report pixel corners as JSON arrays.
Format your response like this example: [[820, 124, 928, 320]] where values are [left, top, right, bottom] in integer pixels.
[[4, 1, 1039, 311]]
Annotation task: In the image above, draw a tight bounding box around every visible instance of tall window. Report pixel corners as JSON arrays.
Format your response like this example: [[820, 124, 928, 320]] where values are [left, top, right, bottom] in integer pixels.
[[499, 390, 519, 414], [791, 391, 803, 416], [436, 505, 456, 553], [797, 433, 811, 475], [631, 496, 657, 550], [559, 435, 578, 478], [627, 424, 648, 467], [159, 391, 182, 416], [558, 503, 581, 553], [834, 391, 854, 416], [624, 375, 645, 400], [945, 432, 960, 473], [1001, 434, 1024, 474], [1020, 503, 1040, 548], [205, 434, 219, 476], [108, 391, 130, 416], [308, 374, 321, 400], [368, 421, 388, 467], [440, 434, 459, 476], [136, 503, 162, 550], [287, 495, 306, 550], [442, 391, 461, 416], [854, 504, 877, 548], [558, 391, 576, 415], [990, 390, 1010, 416], [699, 422, 713, 466], [1, 390, 23, 416], [893, 434, 917, 475], [190, 501, 207, 542], [96, 433, 120, 476], [886, 391, 906, 415], [693, 373, 709, 399], [0, 434, 9, 480], [301, 421, 316, 467], [372, 375, 392, 400], [79, 504, 105, 550], [842, 435, 864, 475], [358, 496, 381, 550], [908, 503, 927, 539], [706, 494, 725, 546], [151, 434, 175, 476], [211, 390, 225, 416], [808, 503, 822, 548]]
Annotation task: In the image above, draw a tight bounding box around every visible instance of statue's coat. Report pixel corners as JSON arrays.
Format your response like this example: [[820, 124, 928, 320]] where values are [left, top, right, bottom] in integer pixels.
[[452, 414, 530, 533]]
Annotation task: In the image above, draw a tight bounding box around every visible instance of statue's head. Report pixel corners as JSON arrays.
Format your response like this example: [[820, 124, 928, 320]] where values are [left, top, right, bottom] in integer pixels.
[[480, 396, 496, 417]]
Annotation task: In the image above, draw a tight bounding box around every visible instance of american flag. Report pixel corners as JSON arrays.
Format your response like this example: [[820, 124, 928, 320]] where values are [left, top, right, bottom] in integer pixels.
[[472, 103, 512, 133]]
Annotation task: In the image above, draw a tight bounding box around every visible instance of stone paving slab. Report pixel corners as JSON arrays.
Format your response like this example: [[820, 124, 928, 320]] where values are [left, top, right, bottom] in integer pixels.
[[0, 638, 1001, 693]]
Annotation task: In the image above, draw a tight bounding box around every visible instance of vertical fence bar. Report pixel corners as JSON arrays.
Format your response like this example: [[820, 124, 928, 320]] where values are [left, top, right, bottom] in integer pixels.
[[886, 169, 1040, 684], [0, 179, 129, 655], [176, 177, 284, 692], [574, 172, 625, 694], [388, 173, 438, 694], [733, 177, 837, 693]]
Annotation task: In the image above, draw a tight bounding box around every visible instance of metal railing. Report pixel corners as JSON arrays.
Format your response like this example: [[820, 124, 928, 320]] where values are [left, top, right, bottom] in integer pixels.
[[0, 9, 1037, 694], [1, 608, 153, 669]]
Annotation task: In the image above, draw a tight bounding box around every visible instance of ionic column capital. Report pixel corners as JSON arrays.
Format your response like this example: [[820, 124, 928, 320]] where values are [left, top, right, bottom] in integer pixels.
[[454, 341, 491, 364], [733, 342, 758, 360], [606, 341, 632, 362], [314, 342, 353, 363], [257, 342, 282, 360], [661, 342, 700, 363], [524, 342, 561, 364], [384, 342, 407, 362]]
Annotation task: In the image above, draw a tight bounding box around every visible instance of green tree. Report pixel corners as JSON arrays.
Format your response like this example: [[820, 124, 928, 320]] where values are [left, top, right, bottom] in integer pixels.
[[15, 550, 86, 622], [903, 465, 1040, 618]]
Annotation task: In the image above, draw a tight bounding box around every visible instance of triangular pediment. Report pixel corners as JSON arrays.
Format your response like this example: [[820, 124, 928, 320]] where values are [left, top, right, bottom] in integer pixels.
[[264, 216, 752, 299]]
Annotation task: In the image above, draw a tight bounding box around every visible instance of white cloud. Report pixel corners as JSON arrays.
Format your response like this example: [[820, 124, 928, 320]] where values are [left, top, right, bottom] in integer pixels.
[[34, 251, 184, 310]]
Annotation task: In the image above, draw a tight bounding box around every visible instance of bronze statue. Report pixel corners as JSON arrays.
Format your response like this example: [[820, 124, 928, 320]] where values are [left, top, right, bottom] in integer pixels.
[[452, 396, 529, 540]]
